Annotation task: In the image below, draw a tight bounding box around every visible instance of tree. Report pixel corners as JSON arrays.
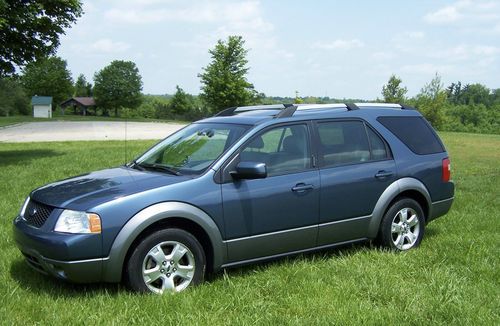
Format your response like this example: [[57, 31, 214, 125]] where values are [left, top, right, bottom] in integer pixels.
[[93, 60, 143, 116], [0, 0, 82, 76], [381, 75, 407, 103], [21, 56, 73, 107], [74, 74, 92, 97], [0, 77, 30, 116], [199, 35, 258, 112], [169, 85, 195, 115], [415, 73, 447, 129]]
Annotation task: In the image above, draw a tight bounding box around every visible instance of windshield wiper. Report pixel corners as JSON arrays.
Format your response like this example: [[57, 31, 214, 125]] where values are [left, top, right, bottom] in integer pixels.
[[136, 162, 182, 176], [129, 159, 145, 171]]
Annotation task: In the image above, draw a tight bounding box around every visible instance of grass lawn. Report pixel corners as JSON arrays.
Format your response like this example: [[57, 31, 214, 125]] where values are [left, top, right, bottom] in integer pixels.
[[0, 132, 498, 324], [0, 114, 186, 128]]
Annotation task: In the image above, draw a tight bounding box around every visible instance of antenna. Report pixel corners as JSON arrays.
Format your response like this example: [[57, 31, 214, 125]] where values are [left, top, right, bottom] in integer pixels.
[[124, 116, 128, 165]]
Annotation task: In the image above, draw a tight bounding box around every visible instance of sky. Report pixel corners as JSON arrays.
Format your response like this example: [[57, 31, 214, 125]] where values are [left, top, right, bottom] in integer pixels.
[[57, 0, 500, 100]]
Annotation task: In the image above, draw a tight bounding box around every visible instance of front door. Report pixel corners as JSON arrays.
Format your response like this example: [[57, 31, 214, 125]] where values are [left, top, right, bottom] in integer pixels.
[[221, 123, 320, 263]]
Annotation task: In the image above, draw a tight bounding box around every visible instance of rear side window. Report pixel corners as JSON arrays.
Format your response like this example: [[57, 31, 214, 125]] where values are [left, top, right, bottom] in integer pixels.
[[317, 121, 371, 166], [377, 116, 444, 155]]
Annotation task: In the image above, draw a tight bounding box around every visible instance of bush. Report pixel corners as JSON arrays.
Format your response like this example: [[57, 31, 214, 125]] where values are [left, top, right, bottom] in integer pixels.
[[0, 78, 30, 116]]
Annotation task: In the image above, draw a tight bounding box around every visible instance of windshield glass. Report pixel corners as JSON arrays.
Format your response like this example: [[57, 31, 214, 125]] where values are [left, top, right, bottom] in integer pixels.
[[134, 123, 249, 175]]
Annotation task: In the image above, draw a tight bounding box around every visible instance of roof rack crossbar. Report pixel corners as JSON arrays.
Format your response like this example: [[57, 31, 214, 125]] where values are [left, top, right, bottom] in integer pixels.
[[214, 106, 237, 117], [275, 105, 297, 118], [345, 103, 359, 111], [400, 104, 416, 110]]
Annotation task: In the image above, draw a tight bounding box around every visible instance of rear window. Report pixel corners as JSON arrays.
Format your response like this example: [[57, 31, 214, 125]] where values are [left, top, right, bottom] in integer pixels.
[[377, 116, 444, 155]]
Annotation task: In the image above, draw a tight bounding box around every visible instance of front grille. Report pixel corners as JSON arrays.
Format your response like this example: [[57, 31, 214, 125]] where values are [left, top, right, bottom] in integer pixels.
[[24, 200, 54, 228]]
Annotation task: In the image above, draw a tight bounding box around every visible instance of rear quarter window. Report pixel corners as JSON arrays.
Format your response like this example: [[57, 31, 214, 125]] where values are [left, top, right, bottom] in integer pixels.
[[377, 116, 444, 155]]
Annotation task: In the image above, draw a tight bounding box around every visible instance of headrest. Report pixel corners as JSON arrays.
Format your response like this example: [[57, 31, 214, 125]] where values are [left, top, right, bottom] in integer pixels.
[[248, 136, 264, 149]]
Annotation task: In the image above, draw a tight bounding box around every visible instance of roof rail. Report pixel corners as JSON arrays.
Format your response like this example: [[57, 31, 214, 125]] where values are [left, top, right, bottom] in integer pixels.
[[214, 104, 291, 117], [355, 103, 402, 108], [213, 101, 405, 119]]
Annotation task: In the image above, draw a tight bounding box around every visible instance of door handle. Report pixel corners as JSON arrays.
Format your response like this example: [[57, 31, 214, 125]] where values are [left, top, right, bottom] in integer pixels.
[[291, 183, 314, 192], [375, 170, 393, 179]]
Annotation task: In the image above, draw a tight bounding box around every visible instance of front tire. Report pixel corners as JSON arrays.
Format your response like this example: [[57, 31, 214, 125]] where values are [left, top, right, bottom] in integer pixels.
[[379, 198, 425, 251], [126, 228, 206, 294]]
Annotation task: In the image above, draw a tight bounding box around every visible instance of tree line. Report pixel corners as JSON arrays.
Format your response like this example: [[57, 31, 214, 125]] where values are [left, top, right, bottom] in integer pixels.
[[0, 1, 498, 134], [381, 74, 499, 134]]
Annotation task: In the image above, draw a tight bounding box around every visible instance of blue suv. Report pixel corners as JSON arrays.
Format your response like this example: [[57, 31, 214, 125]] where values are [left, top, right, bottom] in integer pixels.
[[13, 103, 454, 294]]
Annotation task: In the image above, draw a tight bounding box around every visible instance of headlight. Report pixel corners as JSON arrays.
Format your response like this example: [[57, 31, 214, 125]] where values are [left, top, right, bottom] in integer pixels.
[[54, 210, 101, 234], [19, 197, 30, 217]]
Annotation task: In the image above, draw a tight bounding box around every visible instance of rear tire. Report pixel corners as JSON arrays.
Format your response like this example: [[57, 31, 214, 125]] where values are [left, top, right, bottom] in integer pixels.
[[126, 228, 206, 294], [379, 198, 425, 251]]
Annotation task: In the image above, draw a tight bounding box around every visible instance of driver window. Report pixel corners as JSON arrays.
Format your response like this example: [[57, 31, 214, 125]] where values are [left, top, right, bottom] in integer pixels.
[[241, 124, 311, 176]]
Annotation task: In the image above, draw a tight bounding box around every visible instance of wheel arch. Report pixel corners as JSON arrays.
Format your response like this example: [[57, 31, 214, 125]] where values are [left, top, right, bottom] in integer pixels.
[[368, 177, 431, 238], [102, 202, 226, 282]]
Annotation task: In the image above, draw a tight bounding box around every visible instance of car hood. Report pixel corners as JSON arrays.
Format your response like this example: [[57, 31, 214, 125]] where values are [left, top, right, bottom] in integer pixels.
[[31, 167, 191, 210]]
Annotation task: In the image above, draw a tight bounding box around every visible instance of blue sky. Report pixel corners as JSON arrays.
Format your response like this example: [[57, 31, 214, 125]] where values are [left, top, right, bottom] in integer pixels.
[[58, 0, 500, 99]]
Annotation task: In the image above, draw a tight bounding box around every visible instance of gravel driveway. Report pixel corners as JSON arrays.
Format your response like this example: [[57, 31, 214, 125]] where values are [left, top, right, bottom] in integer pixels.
[[0, 121, 186, 143]]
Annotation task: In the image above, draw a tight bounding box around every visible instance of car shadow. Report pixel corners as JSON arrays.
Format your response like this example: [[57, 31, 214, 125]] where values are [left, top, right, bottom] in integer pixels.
[[0, 149, 61, 166], [424, 226, 440, 239], [209, 240, 371, 281], [10, 259, 123, 298]]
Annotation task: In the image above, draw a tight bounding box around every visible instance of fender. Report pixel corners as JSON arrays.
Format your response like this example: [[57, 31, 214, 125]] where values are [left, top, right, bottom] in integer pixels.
[[102, 201, 226, 282], [367, 177, 431, 238]]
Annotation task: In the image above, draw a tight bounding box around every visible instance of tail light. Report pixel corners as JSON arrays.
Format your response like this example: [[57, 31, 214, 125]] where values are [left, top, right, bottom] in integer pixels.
[[442, 158, 451, 182]]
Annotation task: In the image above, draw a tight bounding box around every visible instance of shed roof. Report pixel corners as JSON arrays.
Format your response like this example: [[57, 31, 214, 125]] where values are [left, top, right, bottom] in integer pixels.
[[61, 97, 96, 107], [31, 96, 52, 106]]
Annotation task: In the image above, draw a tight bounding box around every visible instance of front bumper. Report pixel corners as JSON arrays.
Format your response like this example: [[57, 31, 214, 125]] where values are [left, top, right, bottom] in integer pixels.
[[13, 215, 105, 283]]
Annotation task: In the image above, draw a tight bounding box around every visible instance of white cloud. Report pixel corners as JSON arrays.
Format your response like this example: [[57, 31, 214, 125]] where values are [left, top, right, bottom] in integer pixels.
[[424, 0, 500, 25], [91, 39, 131, 53], [312, 39, 364, 50], [104, 0, 267, 25], [424, 5, 462, 24]]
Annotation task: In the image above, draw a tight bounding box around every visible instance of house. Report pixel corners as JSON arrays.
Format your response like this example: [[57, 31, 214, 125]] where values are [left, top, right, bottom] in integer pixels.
[[60, 97, 96, 116], [31, 96, 52, 118]]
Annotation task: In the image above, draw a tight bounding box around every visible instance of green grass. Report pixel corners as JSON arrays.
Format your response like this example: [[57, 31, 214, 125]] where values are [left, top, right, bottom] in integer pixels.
[[0, 133, 499, 325], [0, 114, 186, 128]]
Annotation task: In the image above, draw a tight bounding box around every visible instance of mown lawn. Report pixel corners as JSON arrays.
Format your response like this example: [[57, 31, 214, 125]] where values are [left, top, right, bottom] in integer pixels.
[[0, 133, 498, 325]]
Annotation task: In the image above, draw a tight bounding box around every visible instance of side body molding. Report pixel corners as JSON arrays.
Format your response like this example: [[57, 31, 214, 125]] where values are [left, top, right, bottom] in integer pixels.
[[368, 177, 431, 238], [102, 201, 226, 282]]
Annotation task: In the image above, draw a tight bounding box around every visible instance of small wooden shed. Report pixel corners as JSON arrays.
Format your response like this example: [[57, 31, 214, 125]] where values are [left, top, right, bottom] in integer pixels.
[[60, 97, 96, 116], [31, 96, 53, 118]]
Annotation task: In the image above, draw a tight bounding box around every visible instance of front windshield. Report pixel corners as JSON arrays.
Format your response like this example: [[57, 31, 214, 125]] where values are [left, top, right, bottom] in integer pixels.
[[134, 123, 249, 175]]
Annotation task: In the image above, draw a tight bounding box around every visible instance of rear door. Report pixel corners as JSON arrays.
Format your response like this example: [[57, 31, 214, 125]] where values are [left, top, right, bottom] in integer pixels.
[[314, 119, 396, 245]]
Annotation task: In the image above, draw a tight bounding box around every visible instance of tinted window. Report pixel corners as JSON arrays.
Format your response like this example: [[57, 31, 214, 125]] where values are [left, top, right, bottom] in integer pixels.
[[366, 126, 389, 160], [241, 124, 311, 176], [318, 121, 370, 166], [377, 116, 444, 155]]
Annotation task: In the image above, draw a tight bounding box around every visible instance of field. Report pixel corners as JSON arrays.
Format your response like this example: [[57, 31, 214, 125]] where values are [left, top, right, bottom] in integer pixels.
[[0, 132, 498, 325]]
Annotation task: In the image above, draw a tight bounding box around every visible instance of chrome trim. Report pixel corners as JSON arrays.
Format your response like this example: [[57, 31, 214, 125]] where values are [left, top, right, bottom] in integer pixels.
[[224, 214, 372, 244], [431, 197, 454, 205], [318, 214, 371, 227], [224, 224, 317, 243], [44, 256, 109, 264]]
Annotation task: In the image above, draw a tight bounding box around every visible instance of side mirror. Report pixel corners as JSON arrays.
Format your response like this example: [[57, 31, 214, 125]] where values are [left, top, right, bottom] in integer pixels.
[[231, 162, 267, 180]]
